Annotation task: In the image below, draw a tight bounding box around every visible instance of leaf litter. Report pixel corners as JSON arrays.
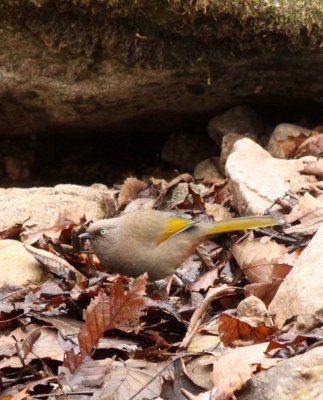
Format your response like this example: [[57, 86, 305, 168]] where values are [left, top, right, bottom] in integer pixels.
[[0, 148, 322, 400]]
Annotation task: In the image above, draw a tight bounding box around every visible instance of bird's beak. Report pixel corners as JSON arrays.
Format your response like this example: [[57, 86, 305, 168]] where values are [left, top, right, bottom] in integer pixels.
[[79, 232, 94, 240]]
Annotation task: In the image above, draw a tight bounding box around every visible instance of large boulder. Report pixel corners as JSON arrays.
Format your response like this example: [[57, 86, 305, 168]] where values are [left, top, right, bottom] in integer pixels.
[[0, 1, 322, 136]]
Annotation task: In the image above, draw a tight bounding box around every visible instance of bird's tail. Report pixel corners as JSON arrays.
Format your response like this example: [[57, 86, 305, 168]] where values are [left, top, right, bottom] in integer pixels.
[[206, 215, 283, 235]]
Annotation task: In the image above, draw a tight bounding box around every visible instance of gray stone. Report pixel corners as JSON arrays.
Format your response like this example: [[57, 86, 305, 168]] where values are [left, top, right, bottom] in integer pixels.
[[269, 224, 323, 328], [161, 133, 216, 170], [225, 138, 314, 215], [0, 184, 112, 231], [219, 133, 257, 172], [239, 347, 323, 400], [193, 158, 224, 181], [267, 123, 311, 159], [0, 240, 46, 288], [208, 106, 264, 146]]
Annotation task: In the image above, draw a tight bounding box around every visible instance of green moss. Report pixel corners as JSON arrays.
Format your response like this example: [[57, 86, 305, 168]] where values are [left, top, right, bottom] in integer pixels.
[[1, 0, 322, 68]]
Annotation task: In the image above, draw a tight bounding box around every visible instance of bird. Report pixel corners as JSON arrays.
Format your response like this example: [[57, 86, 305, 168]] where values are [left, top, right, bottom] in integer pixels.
[[79, 210, 282, 280]]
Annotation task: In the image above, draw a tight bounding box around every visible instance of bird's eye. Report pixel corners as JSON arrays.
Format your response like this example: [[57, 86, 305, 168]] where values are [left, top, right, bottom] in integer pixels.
[[100, 228, 108, 235]]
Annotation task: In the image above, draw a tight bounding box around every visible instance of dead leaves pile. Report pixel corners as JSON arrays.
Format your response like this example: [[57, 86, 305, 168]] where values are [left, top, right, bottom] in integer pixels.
[[0, 141, 323, 400]]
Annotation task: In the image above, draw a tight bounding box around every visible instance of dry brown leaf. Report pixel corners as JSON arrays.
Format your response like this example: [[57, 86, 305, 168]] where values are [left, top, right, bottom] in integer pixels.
[[244, 280, 284, 307], [102, 192, 119, 218], [286, 192, 323, 224], [232, 235, 291, 284], [79, 274, 148, 357], [24, 244, 86, 283], [184, 356, 214, 390], [295, 132, 323, 158], [181, 285, 237, 348], [15, 327, 41, 365], [188, 268, 219, 292], [284, 217, 323, 235], [61, 356, 113, 390], [209, 342, 280, 400], [92, 359, 163, 400], [118, 177, 147, 208], [218, 312, 275, 346], [300, 157, 323, 177], [272, 131, 310, 158], [0, 326, 64, 369]]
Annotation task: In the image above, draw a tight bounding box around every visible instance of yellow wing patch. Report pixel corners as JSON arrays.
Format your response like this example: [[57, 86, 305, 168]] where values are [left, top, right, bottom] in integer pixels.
[[157, 217, 197, 244]]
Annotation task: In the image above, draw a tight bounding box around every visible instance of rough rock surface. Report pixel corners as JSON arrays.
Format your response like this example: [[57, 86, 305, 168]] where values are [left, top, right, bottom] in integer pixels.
[[267, 123, 311, 158], [208, 106, 264, 146], [0, 184, 111, 230], [161, 133, 216, 170], [219, 133, 257, 173], [239, 347, 323, 400], [0, 240, 45, 288], [225, 138, 314, 215], [0, 1, 322, 136], [269, 224, 323, 328]]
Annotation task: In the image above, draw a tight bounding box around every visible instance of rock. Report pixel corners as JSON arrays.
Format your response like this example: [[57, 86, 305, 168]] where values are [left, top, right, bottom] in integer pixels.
[[193, 158, 224, 181], [238, 347, 323, 400], [295, 133, 323, 158], [2, 145, 35, 180], [161, 133, 216, 170], [225, 138, 315, 215], [269, 224, 323, 328], [219, 133, 257, 173], [207, 106, 264, 146], [267, 123, 311, 159], [0, 3, 323, 137], [0, 240, 45, 288], [0, 184, 112, 231], [239, 347, 323, 400]]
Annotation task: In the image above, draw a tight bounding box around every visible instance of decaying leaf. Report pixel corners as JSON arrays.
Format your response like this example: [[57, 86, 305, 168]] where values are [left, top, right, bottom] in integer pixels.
[[78, 274, 148, 357], [286, 192, 323, 224], [118, 177, 147, 208], [295, 132, 323, 158], [300, 157, 323, 177], [209, 342, 280, 400], [61, 356, 113, 390], [0, 326, 64, 369], [272, 131, 311, 159], [232, 235, 291, 284], [218, 312, 275, 346], [92, 359, 163, 400], [16, 327, 41, 365], [24, 244, 86, 283]]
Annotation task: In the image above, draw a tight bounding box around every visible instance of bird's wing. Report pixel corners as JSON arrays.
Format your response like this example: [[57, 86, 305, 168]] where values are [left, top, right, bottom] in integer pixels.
[[157, 216, 199, 244]]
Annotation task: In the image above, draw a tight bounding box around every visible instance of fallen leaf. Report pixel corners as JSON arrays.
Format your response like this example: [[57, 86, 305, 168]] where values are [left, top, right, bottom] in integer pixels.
[[218, 312, 275, 346], [181, 285, 237, 348], [232, 235, 291, 284], [92, 359, 163, 400], [0, 325, 64, 369], [78, 274, 148, 357], [269, 225, 323, 328], [300, 157, 323, 177], [24, 244, 86, 283], [209, 342, 280, 400], [295, 132, 323, 158], [286, 192, 323, 224], [188, 268, 220, 292], [118, 177, 147, 208], [60, 356, 112, 390], [272, 131, 310, 158]]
